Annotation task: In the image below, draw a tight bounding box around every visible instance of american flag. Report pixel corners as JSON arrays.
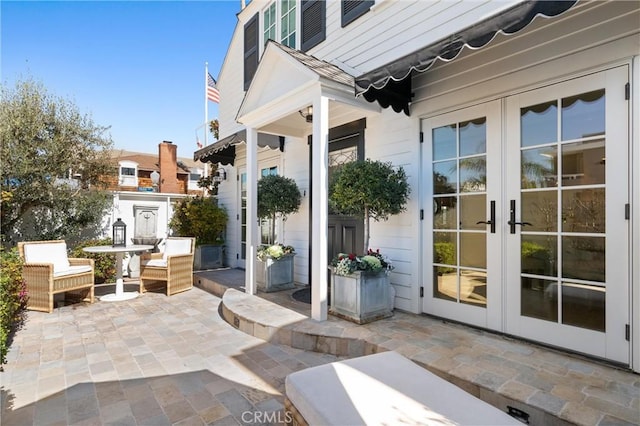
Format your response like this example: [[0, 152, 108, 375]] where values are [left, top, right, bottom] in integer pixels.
[[207, 73, 220, 103]]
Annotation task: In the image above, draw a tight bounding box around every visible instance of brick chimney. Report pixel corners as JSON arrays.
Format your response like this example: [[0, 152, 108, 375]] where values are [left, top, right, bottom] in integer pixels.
[[158, 141, 180, 193]]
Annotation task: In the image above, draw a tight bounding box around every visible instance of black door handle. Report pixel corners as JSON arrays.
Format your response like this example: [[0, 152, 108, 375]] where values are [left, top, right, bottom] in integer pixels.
[[476, 200, 496, 233], [508, 200, 532, 233]]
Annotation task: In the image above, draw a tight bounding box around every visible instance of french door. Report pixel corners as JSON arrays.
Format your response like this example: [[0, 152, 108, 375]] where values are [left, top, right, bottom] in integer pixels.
[[423, 67, 630, 363]]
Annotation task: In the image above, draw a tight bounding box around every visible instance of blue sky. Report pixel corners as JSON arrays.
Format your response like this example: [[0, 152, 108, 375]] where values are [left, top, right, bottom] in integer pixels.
[[1, 0, 240, 160]]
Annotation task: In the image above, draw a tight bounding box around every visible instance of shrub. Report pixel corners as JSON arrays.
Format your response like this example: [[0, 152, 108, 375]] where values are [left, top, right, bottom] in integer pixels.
[[70, 238, 116, 284], [0, 247, 27, 368], [169, 196, 228, 246]]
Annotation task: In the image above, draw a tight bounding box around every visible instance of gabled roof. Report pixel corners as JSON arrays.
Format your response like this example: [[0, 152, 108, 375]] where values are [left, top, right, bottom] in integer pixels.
[[274, 42, 354, 88]]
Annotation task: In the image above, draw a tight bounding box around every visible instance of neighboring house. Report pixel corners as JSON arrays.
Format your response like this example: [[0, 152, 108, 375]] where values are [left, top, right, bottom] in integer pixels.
[[106, 141, 203, 257], [194, 0, 640, 373]]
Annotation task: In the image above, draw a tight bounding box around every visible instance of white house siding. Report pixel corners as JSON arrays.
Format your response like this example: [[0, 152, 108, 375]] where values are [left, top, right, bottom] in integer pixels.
[[363, 109, 421, 312], [310, 0, 521, 73], [217, 22, 246, 139]]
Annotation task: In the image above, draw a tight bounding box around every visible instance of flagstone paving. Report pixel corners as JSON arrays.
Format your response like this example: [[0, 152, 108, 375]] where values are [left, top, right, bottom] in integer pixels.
[[0, 284, 342, 426], [197, 268, 640, 426]]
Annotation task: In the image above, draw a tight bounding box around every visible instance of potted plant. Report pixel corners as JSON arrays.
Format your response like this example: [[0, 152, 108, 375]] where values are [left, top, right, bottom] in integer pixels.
[[169, 196, 228, 270], [256, 175, 301, 292], [328, 159, 410, 324]]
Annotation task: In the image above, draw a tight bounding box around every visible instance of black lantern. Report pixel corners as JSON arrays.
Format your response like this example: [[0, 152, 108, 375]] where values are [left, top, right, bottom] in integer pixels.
[[112, 218, 127, 247]]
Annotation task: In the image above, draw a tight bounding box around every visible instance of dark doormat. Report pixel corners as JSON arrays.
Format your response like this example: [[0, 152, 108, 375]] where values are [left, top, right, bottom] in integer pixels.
[[291, 288, 331, 306], [292, 288, 311, 304]]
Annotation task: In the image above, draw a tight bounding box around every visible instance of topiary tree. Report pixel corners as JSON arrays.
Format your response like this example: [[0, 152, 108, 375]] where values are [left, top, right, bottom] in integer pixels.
[[257, 175, 301, 245], [329, 159, 410, 254], [169, 196, 228, 246]]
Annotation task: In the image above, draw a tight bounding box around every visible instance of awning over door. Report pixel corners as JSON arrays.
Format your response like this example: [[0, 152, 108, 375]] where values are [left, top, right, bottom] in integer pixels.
[[355, 0, 578, 115], [193, 130, 282, 165]]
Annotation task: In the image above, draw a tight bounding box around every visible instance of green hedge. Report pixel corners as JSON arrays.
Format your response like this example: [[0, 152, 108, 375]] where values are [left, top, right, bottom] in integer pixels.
[[70, 238, 116, 284], [0, 247, 27, 368]]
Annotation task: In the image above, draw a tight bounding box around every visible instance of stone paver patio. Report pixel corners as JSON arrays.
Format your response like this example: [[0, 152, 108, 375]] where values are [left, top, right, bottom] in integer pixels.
[[0, 284, 342, 425]]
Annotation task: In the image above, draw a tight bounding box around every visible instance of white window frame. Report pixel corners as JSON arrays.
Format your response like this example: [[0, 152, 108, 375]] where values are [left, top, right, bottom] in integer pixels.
[[119, 160, 138, 187], [261, 0, 298, 50]]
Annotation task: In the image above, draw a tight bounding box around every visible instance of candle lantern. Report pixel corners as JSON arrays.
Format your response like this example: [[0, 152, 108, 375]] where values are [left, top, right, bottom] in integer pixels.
[[112, 218, 127, 247]]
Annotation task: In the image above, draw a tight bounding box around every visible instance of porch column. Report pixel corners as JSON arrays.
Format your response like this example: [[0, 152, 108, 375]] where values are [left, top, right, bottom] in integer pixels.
[[311, 96, 329, 321], [245, 127, 258, 295]]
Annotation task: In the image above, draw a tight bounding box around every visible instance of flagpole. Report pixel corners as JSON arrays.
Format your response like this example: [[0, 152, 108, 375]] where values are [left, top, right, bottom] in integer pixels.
[[204, 62, 209, 179]]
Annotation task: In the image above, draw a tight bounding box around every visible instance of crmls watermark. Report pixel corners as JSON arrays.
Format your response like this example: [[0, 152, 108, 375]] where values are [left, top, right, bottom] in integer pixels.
[[241, 410, 293, 424]]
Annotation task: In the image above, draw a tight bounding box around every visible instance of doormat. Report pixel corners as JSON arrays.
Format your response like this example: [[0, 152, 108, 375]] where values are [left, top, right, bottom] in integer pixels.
[[291, 288, 331, 306], [291, 288, 310, 304]]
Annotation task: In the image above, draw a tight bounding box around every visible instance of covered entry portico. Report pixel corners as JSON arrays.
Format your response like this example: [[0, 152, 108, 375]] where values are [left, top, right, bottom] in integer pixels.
[[236, 41, 379, 321]]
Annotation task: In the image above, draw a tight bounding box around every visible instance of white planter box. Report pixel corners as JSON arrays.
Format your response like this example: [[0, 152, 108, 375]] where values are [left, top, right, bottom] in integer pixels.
[[330, 269, 392, 324], [256, 254, 295, 292]]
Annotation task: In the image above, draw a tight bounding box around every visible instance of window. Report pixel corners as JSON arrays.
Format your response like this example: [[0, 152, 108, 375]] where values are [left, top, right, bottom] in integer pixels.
[[120, 167, 136, 176], [342, 0, 374, 27], [260, 166, 278, 244], [263, 2, 276, 44], [280, 0, 297, 48], [119, 161, 138, 187]]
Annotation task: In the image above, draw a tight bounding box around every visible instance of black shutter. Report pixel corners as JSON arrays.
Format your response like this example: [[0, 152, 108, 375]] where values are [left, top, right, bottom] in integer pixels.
[[342, 0, 374, 27], [244, 13, 259, 91], [301, 0, 326, 52]]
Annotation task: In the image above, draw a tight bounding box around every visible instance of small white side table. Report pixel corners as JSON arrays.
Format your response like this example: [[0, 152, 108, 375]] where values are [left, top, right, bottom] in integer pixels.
[[83, 244, 154, 301]]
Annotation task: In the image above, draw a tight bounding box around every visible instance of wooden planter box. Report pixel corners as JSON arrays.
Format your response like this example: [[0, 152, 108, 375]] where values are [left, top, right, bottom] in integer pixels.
[[256, 254, 295, 292], [329, 269, 392, 324], [194, 244, 225, 270]]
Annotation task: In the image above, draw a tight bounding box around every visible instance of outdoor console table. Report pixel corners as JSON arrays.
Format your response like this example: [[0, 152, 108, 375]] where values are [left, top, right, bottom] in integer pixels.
[[83, 244, 154, 302]]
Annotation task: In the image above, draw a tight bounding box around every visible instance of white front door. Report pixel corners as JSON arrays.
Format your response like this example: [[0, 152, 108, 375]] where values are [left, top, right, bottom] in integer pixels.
[[423, 67, 630, 364]]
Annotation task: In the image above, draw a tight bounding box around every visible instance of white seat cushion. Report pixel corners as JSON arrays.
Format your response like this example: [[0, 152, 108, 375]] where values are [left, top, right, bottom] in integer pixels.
[[285, 351, 520, 426], [53, 265, 92, 277], [142, 259, 167, 268], [24, 242, 70, 273], [163, 239, 192, 261]]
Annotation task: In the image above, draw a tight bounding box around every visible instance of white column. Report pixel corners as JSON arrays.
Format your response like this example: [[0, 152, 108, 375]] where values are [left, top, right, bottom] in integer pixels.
[[245, 127, 258, 295], [311, 96, 329, 321]]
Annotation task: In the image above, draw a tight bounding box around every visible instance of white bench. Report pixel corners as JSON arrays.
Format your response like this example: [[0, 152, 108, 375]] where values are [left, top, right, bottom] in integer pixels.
[[285, 351, 521, 425]]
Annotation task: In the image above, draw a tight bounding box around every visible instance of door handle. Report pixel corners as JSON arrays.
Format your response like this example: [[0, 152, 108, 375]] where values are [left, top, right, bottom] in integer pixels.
[[507, 199, 532, 234], [476, 200, 496, 233]]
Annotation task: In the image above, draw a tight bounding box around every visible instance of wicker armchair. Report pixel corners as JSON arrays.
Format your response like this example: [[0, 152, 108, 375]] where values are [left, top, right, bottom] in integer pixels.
[[139, 237, 195, 296], [17, 240, 95, 313]]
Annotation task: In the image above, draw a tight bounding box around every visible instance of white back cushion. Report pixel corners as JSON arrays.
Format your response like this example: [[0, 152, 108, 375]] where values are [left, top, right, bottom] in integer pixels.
[[163, 239, 192, 260], [24, 242, 70, 273]]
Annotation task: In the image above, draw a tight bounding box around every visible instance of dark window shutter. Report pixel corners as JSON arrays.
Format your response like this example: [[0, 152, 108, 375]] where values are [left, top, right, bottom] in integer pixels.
[[244, 13, 259, 91], [342, 0, 374, 27], [301, 0, 326, 52]]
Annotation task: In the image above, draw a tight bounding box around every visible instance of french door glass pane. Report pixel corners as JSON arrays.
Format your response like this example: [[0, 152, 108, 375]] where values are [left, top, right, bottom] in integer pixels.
[[432, 125, 456, 160], [521, 146, 558, 188], [460, 194, 485, 230], [460, 270, 486, 307], [561, 140, 605, 186], [460, 156, 486, 192], [433, 232, 456, 265], [433, 196, 457, 230], [460, 233, 486, 269], [562, 236, 605, 282], [434, 266, 457, 301], [561, 90, 605, 140], [561, 283, 605, 331], [521, 235, 557, 277], [521, 278, 558, 322], [521, 101, 558, 147], [459, 118, 486, 156], [433, 161, 457, 194], [562, 188, 605, 233], [521, 191, 557, 232]]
